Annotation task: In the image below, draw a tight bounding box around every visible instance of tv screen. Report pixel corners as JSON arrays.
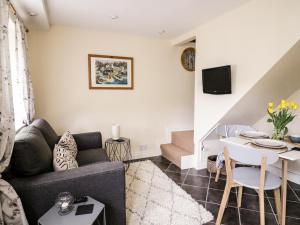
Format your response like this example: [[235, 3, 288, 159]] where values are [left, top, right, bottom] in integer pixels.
[[202, 65, 231, 94]]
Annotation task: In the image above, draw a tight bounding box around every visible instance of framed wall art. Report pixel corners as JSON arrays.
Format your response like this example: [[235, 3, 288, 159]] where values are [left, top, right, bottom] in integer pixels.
[[88, 54, 134, 89]]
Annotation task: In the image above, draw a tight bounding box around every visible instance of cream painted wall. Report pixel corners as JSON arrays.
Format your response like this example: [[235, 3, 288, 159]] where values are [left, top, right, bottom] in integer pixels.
[[220, 40, 300, 126], [28, 26, 195, 158], [172, 0, 300, 168]]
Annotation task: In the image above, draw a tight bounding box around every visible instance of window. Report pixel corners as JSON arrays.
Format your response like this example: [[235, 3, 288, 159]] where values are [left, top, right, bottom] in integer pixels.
[[8, 15, 27, 130]]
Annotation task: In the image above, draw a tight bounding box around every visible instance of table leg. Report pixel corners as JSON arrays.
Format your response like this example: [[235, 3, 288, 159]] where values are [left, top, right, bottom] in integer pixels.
[[281, 159, 288, 225], [103, 207, 106, 225]]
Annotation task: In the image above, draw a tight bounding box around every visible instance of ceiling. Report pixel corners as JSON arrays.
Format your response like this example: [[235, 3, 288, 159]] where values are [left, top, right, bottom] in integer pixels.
[[11, 0, 50, 30], [12, 0, 251, 38]]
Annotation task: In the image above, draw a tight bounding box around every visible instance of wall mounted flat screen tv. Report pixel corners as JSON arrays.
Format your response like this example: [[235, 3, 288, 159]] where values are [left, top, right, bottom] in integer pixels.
[[202, 65, 231, 94]]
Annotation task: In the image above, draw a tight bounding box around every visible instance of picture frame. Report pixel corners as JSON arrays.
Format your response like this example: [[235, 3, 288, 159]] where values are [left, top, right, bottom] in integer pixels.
[[88, 54, 134, 90]]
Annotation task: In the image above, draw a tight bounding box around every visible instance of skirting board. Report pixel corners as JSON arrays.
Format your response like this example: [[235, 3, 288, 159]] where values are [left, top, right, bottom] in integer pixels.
[[181, 154, 195, 170], [196, 159, 210, 170], [131, 149, 161, 160]]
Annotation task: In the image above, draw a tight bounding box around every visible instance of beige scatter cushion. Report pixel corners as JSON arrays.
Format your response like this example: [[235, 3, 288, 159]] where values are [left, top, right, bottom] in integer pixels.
[[53, 144, 78, 171], [58, 131, 78, 158]]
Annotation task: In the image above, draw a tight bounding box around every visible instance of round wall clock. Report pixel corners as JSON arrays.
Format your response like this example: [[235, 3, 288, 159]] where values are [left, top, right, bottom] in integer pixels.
[[181, 47, 195, 72]]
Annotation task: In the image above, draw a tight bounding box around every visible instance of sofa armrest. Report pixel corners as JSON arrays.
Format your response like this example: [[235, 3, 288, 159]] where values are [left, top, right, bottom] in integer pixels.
[[9, 161, 125, 225], [67, 132, 102, 150]]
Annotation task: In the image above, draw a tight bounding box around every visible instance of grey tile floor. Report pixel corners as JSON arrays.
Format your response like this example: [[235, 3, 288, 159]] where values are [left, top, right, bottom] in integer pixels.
[[129, 156, 300, 225]]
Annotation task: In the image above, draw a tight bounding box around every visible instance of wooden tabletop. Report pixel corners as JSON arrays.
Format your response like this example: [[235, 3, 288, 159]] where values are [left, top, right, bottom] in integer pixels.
[[220, 137, 300, 161]]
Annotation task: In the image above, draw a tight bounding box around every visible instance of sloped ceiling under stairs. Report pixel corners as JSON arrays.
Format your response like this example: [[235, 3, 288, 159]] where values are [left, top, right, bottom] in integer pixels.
[[219, 39, 300, 126]]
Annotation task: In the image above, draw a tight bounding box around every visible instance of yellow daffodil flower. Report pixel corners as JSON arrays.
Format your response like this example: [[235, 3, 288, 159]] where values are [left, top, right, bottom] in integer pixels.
[[268, 100, 298, 112], [290, 101, 296, 109], [294, 103, 298, 110], [268, 107, 274, 114]]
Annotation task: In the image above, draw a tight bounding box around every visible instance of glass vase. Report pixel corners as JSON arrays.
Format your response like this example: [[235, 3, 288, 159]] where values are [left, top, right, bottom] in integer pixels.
[[272, 128, 285, 140]]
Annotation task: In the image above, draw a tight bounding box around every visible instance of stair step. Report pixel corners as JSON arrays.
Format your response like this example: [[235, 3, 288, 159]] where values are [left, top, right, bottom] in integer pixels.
[[171, 130, 194, 154], [160, 143, 191, 168]]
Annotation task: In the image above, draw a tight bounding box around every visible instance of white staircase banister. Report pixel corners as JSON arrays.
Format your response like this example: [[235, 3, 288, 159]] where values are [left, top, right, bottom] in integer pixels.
[[199, 122, 220, 151]]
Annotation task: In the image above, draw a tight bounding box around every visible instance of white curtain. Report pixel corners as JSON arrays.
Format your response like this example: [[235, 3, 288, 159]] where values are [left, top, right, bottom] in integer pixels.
[[10, 15, 35, 126], [0, 0, 28, 224]]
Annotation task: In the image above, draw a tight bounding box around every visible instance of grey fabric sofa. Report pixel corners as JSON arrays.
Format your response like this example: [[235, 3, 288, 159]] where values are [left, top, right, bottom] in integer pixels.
[[4, 119, 126, 225]]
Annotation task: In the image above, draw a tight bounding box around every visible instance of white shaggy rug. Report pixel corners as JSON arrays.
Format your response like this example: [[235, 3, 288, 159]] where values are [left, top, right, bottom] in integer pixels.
[[126, 160, 213, 225]]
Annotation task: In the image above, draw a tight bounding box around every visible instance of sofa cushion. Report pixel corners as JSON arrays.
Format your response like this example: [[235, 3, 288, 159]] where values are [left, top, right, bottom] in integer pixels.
[[12, 126, 53, 176], [31, 119, 58, 150], [76, 148, 109, 166]]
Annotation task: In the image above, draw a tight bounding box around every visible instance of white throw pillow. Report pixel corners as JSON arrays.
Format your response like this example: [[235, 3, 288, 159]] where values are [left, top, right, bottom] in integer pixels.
[[53, 144, 78, 171], [58, 131, 78, 158]]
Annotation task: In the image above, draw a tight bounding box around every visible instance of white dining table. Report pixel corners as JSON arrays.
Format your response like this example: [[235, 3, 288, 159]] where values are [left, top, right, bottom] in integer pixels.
[[220, 136, 300, 225]]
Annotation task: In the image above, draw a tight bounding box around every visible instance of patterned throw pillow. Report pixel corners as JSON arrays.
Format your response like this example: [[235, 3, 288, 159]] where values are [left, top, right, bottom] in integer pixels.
[[53, 144, 78, 171], [58, 131, 78, 158]]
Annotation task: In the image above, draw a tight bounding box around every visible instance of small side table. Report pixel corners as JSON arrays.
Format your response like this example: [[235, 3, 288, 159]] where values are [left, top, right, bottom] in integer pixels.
[[105, 138, 132, 168], [38, 196, 106, 225]]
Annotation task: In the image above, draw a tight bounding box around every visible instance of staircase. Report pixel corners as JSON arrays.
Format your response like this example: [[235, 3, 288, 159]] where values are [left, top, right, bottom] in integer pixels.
[[160, 130, 194, 169]]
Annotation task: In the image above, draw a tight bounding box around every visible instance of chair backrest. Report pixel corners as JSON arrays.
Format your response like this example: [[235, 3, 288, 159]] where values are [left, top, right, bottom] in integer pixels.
[[225, 143, 279, 166], [216, 124, 255, 138]]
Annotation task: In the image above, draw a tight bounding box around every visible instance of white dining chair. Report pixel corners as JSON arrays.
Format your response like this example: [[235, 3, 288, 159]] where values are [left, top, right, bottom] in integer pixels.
[[214, 124, 255, 182], [216, 144, 282, 225], [215, 124, 255, 138]]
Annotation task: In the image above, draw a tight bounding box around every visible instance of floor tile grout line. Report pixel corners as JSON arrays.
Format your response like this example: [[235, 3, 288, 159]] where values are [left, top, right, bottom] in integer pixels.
[[209, 187, 235, 192], [266, 195, 279, 225], [165, 169, 189, 175], [239, 191, 261, 197], [266, 196, 300, 203], [205, 198, 277, 214], [209, 186, 291, 200], [180, 168, 190, 188], [204, 172, 212, 209], [206, 201, 237, 209], [284, 215, 300, 220], [205, 199, 280, 215], [288, 182, 300, 202], [166, 168, 227, 180], [164, 163, 172, 172], [181, 183, 208, 189], [238, 206, 280, 215]]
